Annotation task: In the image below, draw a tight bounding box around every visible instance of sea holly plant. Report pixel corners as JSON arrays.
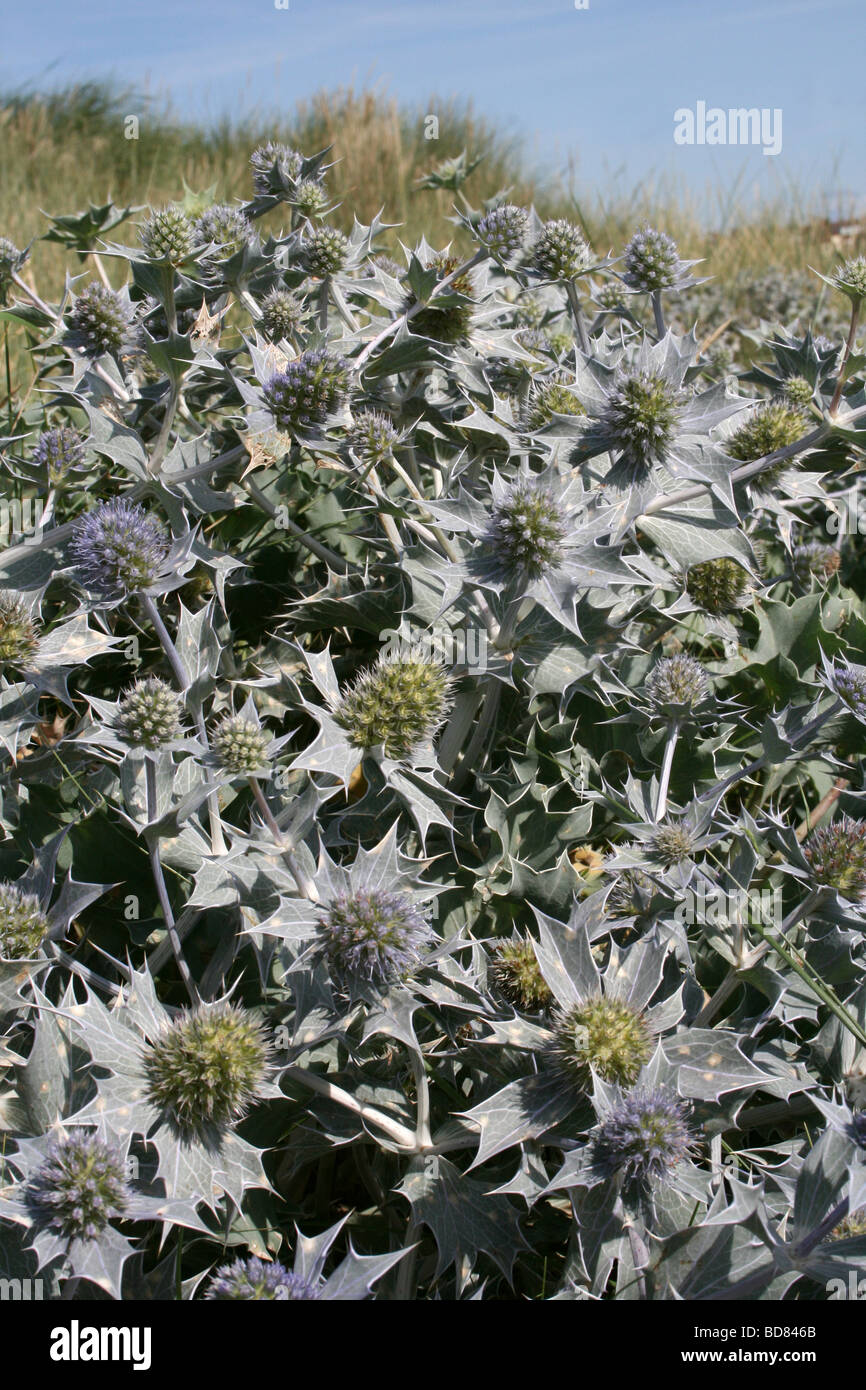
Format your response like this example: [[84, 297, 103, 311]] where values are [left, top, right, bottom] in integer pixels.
[[0, 138, 865, 1302]]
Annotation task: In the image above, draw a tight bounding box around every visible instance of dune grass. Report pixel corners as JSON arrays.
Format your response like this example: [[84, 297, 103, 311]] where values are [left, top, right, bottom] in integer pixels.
[[1, 80, 859, 310]]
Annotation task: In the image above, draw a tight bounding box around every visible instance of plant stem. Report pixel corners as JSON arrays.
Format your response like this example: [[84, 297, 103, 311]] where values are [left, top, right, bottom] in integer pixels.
[[247, 775, 320, 902], [654, 720, 680, 821], [145, 757, 198, 1004], [283, 1066, 417, 1149], [138, 593, 227, 856], [651, 291, 666, 339], [565, 280, 590, 355], [828, 301, 861, 416], [243, 476, 352, 572]]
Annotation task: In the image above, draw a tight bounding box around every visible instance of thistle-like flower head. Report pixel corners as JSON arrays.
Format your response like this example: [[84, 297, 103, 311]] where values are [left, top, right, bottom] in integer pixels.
[[622, 226, 682, 293], [490, 937, 553, 1012], [605, 864, 657, 920], [600, 369, 685, 471], [595, 1086, 695, 1185], [726, 400, 807, 469], [486, 479, 569, 582], [832, 256, 866, 306], [318, 887, 433, 985], [531, 218, 592, 281], [523, 377, 584, 432], [303, 226, 349, 278], [143, 1002, 269, 1134], [293, 178, 330, 218], [250, 141, 304, 194], [140, 206, 195, 263], [829, 660, 866, 720], [24, 1131, 131, 1241], [0, 883, 49, 959], [476, 204, 528, 261], [0, 592, 39, 670], [803, 816, 866, 902], [260, 287, 305, 342], [68, 284, 134, 358], [32, 426, 86, 484], [335, 655, 452, 760], [348, 409, 399, 465], [652, 822, 696, 865], [782, 375, 814, 408], [263, 349, 350, 432], [116, 678, 184, 750], [193, 204, 252, 258], [70, 499, 169, 597], [206, 1257, 321, 1300], [792, 542, 840, 584], [644, 654, 710, 712], [211, 714, 271, 775], [409, 255, 475, 345], [686, 557, 750, 615], [551, 996, 653, 1088]]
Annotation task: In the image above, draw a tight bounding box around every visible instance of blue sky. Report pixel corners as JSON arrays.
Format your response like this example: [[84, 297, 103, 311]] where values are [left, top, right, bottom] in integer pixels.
[[1, 0, 862, 214]]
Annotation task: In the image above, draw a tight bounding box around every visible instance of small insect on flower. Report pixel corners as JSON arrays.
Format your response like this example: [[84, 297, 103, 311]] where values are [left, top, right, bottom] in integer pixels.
[[803, 816, 866, 902], [622, 226, 682, 293], [193, 204, 252, 259], [686, 557, 750, 615], [551, 996, 653, 1089], [594, 1086, 695, 1186], [644, 654, 710, 712], [263, 349, 350, 432], [143, 1002, 270, 1134], [67, 284, 134, 358], [303, 226, 349, 278], [24, 1131, 131, 1241], [70, 499, 169, 597], [140, 206, 196, 263], [211, 714, 271, 775], [531, 219, 592, 281], [0, 882, 49, 959], [490, 937, 553, 1012], [318, 887, 433, 986], [0, 592, 39, 670], [206, 1257, 321, 1301], [259, 287, 306, 343], [31, 425, 86, 484], [335, 655, 452, 760], [476, 204, 528, 262], [117, 678, 184, 750]]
